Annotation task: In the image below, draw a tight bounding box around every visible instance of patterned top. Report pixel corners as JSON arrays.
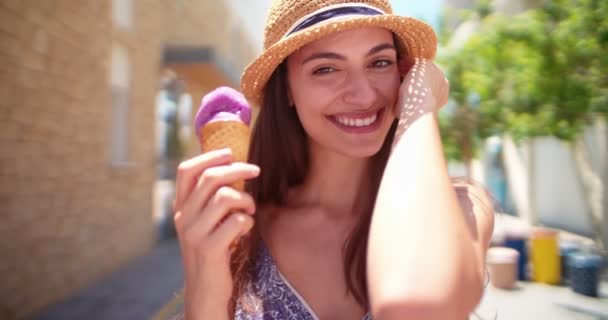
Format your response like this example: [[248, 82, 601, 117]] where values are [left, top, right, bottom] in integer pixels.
[[235, 242, 372, 320], [166, 241, 371, 320]]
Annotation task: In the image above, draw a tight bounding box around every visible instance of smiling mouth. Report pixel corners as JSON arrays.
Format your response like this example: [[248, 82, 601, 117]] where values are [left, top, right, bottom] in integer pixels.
[[328, 108, 385, 132], [335, 112, 378, 127]]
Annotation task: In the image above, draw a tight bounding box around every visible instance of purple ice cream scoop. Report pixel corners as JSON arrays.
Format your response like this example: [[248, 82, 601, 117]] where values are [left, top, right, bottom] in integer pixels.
[[194, 86, 252, 138]]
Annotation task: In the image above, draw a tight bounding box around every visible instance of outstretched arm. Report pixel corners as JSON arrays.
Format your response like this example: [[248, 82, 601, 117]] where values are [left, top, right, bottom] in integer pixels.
[[367, 59, 494, 320]]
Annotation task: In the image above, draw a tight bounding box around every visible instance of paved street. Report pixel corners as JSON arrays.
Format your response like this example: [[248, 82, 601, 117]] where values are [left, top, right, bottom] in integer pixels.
[[477, 214, 608, 319], [32, 239, 184, 320], [476, 280, 608, 319]]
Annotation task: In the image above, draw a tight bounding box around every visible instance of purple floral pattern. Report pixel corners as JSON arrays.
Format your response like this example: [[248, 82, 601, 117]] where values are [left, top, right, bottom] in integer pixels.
[[168, 242, 372, 319], [235, 242, 372, 320]]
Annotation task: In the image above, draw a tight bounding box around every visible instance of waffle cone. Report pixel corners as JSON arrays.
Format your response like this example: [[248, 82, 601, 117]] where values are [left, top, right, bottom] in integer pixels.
[[199, 120, 250, 191]]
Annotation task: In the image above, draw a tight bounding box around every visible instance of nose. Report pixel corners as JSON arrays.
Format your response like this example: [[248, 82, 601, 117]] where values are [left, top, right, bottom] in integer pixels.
[[342, 71, 377, 108]]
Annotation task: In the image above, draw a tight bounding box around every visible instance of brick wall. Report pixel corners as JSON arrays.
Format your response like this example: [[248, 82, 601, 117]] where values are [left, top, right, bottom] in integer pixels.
[[0, 1, 163, 318], [0, 0, 259, 318]]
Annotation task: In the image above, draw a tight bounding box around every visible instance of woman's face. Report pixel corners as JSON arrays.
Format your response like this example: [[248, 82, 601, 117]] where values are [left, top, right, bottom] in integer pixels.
[[286, 27, 400, 159]]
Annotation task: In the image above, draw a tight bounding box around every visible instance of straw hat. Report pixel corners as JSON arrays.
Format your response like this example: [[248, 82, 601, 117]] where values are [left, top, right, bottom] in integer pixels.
[[240, 0, 438, 104]]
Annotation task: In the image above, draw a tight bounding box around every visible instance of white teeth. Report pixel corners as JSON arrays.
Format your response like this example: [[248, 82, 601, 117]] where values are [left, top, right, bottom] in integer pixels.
[[336, 113, 378, 127]]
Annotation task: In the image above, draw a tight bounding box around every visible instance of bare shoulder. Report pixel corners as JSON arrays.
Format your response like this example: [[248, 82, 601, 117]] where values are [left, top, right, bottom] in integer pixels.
[[451, 178, 494, 214], [451, 177, 495, 244]]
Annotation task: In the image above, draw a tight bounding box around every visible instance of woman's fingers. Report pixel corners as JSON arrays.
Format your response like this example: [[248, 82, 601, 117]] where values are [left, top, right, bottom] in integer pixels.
[[207, 212, 254, 257], [195, 162, 260, 194], [174, 148, 233, 211], [182, 188, 255, 254], [193, 186, 256, 237], [397, 59, 449, 115], [438, 76, 449, 108], [177, 163, 259, 231], [424, 60, 449, 108]]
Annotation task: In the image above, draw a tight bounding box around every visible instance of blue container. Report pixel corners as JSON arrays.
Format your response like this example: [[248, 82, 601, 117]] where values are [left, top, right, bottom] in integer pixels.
[[504, 237, 528, 281], [559, 242, 580, 284], [568, 253, 604, 297]]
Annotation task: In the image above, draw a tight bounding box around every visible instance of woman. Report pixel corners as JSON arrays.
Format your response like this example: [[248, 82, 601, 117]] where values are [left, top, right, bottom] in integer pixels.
[[172, 1, 494, 319]]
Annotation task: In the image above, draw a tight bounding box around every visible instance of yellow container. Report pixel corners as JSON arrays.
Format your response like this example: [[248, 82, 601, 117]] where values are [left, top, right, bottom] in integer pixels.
[[530, 228, 561, 284]]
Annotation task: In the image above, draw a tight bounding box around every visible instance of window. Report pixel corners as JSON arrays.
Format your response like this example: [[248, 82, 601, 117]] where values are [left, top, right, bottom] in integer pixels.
[[112, 0, 133, 30], [110, 44, 131, 165]]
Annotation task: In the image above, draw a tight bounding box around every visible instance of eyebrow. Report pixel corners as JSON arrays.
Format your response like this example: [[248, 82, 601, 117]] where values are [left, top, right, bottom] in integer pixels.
[[301, 43, 396, 65]]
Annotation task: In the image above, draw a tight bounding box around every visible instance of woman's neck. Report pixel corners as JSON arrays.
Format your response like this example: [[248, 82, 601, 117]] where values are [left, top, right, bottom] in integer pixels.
[[287, 141, 372, 218]]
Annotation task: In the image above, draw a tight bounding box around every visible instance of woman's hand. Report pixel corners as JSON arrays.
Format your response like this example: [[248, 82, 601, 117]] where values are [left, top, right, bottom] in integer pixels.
[[395, 58, 449, 124], [173, 148, 260, 319]]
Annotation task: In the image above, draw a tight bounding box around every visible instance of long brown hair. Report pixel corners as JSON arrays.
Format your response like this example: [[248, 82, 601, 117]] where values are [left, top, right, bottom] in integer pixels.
[[229, 59, 399, 316]]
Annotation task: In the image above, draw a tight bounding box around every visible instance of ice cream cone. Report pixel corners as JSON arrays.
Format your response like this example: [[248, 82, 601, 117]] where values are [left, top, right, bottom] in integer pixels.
[[199, 120, 251, 190], [194, 86, 252, 252]]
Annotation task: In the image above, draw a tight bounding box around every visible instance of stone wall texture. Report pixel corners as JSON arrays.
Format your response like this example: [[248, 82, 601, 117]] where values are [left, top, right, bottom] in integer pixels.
[[0, 1, 258, 318]]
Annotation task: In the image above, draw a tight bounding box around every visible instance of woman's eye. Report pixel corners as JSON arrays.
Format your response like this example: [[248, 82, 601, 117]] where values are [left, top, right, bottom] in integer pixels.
[[371, 60, 393, 68], [312, 66, 335, 75]]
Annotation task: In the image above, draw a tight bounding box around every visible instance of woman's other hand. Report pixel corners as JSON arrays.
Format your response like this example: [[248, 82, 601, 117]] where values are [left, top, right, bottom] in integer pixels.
[[173, 148, 260, 319], [395, 58, 449, 122]]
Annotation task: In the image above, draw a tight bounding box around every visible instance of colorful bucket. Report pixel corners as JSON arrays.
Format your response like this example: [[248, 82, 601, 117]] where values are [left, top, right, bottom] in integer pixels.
[[504, 228, 529, 281], [559, 241, 580, 284], [568, 253, 604, 297], [487, 247, 520, 289], [530, 228, 560, 285]]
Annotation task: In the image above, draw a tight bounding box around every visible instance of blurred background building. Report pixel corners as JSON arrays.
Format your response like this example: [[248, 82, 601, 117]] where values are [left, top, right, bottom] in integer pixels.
[[441, 0, 606, 244], [0, 0, 269, 318]]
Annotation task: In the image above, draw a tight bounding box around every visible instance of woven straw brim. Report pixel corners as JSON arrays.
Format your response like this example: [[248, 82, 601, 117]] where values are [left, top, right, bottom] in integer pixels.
[[241, 15, 437, 105]]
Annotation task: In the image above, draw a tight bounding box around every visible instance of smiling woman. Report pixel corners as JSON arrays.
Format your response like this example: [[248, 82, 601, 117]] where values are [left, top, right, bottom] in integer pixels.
[[168, 1, 494, 320], [285, 27, 400, 158]]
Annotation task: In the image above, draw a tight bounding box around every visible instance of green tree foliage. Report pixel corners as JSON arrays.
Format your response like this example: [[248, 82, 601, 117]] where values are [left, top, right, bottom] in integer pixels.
[[443, 0, 607, 143], [440, 0, 608, 246]]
